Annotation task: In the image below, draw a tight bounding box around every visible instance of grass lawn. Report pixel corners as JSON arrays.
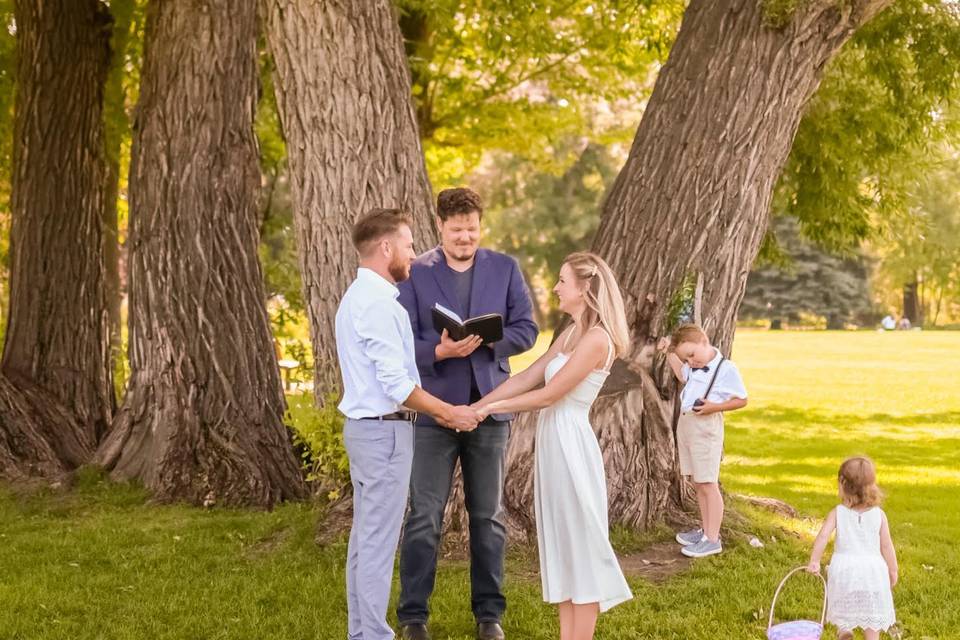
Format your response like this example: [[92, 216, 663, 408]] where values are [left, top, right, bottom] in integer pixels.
[[1, 330, 957, 639]]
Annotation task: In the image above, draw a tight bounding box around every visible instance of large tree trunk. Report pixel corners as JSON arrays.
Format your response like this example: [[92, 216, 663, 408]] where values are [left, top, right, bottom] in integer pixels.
[[504, 0, 894, 536], [0, 0, 113, 478], [94, 0, 305, 507], [263, 0, 436, 400]]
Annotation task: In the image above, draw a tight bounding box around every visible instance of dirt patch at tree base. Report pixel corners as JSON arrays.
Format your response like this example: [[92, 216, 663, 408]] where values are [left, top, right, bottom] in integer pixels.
[[618, 542, 693, 583]]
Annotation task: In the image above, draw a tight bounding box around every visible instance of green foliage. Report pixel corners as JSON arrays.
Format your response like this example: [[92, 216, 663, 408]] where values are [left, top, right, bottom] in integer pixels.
[[872, 148, 960, 325], [286, 392, 348, 499], [479, 141, 619, 316], [0, 2, 14, 312], [777, 0, 960, 253], [664, 272, 699, 332], [256, 45, 304, 319], [760, 0, 805, 29], [103, 0, 145, 238], [742, 216, 877, 328], [397, 0, 684, 186]]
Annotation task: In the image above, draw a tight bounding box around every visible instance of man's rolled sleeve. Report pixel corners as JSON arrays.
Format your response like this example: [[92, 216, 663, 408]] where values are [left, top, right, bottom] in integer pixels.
[[354, 305, 418, 405]]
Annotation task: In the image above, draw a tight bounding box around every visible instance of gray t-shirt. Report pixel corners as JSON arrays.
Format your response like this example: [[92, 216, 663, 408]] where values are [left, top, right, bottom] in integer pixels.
[[446, 264, 485, 404], [448, 264, 474, 317]]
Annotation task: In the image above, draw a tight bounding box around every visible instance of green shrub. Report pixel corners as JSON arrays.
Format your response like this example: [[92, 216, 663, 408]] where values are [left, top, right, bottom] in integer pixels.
[[285, 391, 349, 500]]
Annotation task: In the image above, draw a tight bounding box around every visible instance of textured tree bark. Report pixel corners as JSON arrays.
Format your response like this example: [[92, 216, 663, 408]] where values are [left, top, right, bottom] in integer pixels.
[[0, 0, 113, 478], [94, 0, 305, 507], [504, 0, 894, 536], [263, 0, 437, 399]]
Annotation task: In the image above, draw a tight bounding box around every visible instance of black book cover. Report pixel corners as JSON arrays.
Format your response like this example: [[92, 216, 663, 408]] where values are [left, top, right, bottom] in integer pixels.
[[431, 303, 503, 343]]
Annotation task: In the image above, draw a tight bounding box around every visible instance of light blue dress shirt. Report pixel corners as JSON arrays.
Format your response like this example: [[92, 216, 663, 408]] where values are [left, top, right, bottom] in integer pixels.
[[336, 268, 421, 419]]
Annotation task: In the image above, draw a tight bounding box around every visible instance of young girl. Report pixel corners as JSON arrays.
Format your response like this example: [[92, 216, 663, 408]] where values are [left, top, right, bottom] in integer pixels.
[[807, 456, 898, 639]]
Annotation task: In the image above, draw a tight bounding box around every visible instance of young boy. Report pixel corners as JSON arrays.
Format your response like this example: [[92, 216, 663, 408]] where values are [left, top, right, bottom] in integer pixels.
[[663, 324, 748, 558]]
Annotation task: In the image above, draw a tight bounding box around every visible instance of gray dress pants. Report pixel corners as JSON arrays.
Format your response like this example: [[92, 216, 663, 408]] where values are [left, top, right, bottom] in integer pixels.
[[344, 418, 414, 640]]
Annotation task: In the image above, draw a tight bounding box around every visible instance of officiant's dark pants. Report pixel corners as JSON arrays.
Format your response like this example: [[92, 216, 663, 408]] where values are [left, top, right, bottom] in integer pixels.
[[397, 421, 510, 625]]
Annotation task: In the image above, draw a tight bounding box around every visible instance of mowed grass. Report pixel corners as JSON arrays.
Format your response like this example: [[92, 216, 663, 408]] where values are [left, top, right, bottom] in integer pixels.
[[725, 330, 960, 638], [0, 330, 957, 639]]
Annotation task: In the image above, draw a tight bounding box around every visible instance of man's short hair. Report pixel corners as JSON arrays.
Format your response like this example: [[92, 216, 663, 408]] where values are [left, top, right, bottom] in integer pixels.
[[351, 208, 413, 255], [436, 187, 483, 222]]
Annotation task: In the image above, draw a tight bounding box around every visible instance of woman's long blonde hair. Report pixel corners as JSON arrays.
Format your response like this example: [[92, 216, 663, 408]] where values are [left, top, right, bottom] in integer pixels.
[[563, 252, 631, 358]]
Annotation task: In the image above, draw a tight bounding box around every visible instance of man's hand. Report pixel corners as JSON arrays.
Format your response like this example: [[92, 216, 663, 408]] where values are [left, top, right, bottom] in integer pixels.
[[435, 329, 483, 361], [445, 404, 481, 431]]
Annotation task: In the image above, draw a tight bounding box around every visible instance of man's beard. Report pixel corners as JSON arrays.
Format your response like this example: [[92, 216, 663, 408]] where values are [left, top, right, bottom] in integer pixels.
[[447, 243, 478, 262], [388, 255, 411, 282]]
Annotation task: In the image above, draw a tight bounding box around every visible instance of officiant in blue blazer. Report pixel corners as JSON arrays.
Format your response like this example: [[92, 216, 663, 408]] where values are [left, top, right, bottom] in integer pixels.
[[396, 188, 538, 640]]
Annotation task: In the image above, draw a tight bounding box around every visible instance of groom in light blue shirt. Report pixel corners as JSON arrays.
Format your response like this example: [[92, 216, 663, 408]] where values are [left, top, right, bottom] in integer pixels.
[[335, 208, 481, 640]]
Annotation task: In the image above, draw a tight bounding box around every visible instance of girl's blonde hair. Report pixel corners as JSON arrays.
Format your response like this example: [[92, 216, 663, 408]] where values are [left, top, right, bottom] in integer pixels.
[[838, 456, 884, 508], [562, 252, 631, 358]]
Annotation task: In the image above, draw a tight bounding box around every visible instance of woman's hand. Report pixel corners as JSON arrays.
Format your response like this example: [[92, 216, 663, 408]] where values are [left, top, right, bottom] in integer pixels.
[[806, 560, 821, 574], [473, 401, 500, 421]]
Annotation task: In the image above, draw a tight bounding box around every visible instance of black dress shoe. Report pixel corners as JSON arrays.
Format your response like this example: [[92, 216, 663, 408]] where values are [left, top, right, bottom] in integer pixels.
[[476, 622, 505, 640], [400, 623, 431, 640]]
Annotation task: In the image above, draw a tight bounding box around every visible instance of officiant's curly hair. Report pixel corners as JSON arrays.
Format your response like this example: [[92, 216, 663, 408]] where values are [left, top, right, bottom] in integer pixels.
[[437, 187, 483, 221], [563, 252, 631, 358]]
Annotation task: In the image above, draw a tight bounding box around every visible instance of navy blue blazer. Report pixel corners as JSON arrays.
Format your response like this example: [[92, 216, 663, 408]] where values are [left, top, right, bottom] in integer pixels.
[[397, 247, 539, 425]]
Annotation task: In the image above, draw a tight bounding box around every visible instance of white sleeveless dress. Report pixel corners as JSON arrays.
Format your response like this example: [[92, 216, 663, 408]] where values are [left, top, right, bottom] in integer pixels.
[[533, 333, 633, 612], [826, 505, 896, 631]]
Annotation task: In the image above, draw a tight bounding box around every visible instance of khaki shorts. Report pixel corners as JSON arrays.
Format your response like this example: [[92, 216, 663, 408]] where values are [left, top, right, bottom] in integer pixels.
[[677, 411, 724, 484]]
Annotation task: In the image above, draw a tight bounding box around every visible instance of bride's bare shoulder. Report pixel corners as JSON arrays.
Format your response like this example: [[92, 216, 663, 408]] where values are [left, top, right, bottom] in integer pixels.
[[575, 327, 609, 362]]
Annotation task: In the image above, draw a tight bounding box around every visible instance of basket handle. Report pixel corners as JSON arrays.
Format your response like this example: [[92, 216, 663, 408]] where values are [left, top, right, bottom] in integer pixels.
[[767, 566, 827, 630]]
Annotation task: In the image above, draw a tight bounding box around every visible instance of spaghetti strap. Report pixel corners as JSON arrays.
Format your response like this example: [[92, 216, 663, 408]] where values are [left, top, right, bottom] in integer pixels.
[[585, 325, 616, 371], [600, 330, 615, 371]]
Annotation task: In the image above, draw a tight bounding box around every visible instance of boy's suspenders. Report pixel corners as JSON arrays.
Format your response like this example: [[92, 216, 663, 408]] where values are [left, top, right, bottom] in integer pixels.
[[700, 356, 726, 401]]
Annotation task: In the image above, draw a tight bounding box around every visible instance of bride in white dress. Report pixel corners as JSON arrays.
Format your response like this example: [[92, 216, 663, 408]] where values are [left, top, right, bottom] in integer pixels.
[[474, 252, 633, 640]]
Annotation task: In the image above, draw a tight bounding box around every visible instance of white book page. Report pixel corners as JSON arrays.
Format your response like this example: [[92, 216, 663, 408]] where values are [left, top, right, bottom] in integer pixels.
[[433, 302, 464, 325]]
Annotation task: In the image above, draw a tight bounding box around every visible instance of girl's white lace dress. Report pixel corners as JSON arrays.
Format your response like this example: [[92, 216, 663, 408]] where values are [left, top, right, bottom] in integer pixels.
[[827, 505, 896, 632]]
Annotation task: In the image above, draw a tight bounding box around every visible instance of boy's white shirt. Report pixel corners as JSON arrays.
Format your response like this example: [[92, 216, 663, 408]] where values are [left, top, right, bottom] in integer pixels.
[[679, 347, 748, 412]]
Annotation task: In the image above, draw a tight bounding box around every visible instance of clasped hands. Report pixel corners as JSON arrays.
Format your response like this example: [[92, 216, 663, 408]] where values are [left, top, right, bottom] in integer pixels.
[[438, 400, 500, 432], [434, 330, 498, 431]]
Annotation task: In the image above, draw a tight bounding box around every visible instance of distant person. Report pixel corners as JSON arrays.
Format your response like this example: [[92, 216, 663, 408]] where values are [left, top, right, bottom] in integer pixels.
[[897, 317, 912, 330], [807, 457, 898, 640], [881, 315, 896, 331]]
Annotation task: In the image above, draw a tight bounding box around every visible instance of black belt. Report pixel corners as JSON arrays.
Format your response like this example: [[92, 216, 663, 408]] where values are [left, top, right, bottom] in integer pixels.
[[359, 411, 416, 422]]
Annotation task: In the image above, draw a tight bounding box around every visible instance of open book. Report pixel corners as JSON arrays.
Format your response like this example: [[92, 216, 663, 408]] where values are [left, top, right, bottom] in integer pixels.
[[431, 303, 503, 344]]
